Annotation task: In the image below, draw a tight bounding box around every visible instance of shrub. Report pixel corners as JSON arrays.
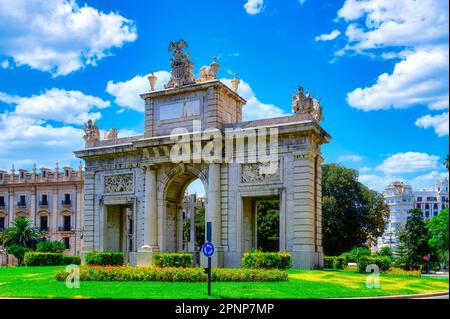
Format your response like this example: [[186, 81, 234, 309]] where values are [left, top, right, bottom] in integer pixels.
[[334, 256, 346, 269], [340, 247, 371, 263], [386, 267, 421, 278], [55, 266, 288, 282], [36, 241, 65, 253], [358, 256, 392, 273], [62, 255, 81, 265], [152, 253, 193, 268], [377, 246, 393, 258], [212, 268, 288, 282], [5, 244, 30, 265], [85, 252, 124, 266], [23, 252, 63, 266], [241, 252, 291, 270], [323, 256, 335, 269]]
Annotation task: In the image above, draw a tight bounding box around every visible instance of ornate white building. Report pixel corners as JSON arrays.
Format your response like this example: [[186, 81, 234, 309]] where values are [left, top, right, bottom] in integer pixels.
[[0, 164, 84, 256], [377, 178, 449, 252], [74, 40, 331, 269]]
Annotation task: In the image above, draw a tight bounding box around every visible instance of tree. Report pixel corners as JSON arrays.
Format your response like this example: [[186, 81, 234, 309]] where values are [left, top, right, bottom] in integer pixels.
[[2, 217, 41, 249], [398, 209, 430, 270], [427, 208, 449, 268], [444, 155, 449, 170], [256, 200, 280, 252], [322, 164, 389, 256]]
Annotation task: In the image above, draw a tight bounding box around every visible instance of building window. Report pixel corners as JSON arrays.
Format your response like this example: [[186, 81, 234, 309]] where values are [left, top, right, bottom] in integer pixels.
[[40, 216, 48, 232], [0, 217, 5, 231], [65, 169, 70, 177], [18, 195, 26, 206], [0, 173, 3, 180], [20, 171, 24, 179], [62, 193, 71, 205], [434, 211, 438, 216], [425, 203, 430, 209], [63, 237, 70, 250], [417, 197, 422, 202], [433, 203, 438, 210], [0, 195, 5, 207], [42, 170, 46, 178], [63, 215, 71, 231], [416, 203, 421, 208], [40, 194, 48, 206], [442, 196, 447, 202], [443, 204, 446, 209], [425, 211, 430, 218]]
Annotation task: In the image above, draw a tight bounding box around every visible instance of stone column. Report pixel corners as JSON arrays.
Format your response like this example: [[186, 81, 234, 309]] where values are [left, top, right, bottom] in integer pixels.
[[204, 163, 222, 267], [187, 207, 196, 251], [8, 191, 14, 227], [52, 190, 58, 238], [137, 165, 159, 266], [30, 188, 36, 226]]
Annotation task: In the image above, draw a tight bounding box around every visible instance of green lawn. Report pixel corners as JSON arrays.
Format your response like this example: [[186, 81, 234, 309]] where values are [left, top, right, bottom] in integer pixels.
[[0, 266, 447, 299]]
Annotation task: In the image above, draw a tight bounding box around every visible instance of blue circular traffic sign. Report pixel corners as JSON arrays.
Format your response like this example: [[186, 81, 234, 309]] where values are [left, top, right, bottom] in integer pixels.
[[202, 242, 215, 257]]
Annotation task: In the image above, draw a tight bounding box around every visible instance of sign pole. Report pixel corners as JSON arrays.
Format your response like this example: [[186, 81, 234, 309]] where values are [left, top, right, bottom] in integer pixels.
[[205, 222, 213, 296]]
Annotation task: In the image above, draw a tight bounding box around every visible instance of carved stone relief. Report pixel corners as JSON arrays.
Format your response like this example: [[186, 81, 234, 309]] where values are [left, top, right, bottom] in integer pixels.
[[104, 174, 134, 193], [240, 161, 280, 184]]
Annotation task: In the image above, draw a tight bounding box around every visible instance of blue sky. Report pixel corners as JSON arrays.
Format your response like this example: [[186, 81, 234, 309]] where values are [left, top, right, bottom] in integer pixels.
[[0, 0, 448, 194]]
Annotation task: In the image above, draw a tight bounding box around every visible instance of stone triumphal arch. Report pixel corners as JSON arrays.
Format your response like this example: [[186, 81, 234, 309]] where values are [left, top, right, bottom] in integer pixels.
[[75, 40, 331, 269]]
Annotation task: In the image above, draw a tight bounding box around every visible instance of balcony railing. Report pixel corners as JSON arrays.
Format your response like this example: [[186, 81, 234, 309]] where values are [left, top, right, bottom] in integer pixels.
[[61, 199, 72, 206], [39, 200, 49, 207], [17, 201, 27, 207], [58, 226, 72, 232], [40, 226, 48, 232]]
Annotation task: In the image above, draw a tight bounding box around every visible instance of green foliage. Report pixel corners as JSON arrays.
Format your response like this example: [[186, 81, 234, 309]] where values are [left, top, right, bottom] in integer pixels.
[[23, 252, 81, 266], [323, 256, 346, 269], [256, 200, 280, 252], [55, 266, 288, 282], [377, 246, 393, 258], [23, 252, 63, 266], [241, 251, 291, 270], [427, 208, 449, 268], [36, 241, 65, 253], [211, 268, 288, 282], [5, 244, 30, 265], [444, 155, 449, 170], [340, 246, 371, 263], [398, 209, 430, 270], [322, 164, 389, 256], [323, 256, 335, 269], [2, 217, 41, 249], [62, 255, 81, 265], [85, 252, 124, 266], [152, 253, 193, 268], [357, 256, 392, 273]]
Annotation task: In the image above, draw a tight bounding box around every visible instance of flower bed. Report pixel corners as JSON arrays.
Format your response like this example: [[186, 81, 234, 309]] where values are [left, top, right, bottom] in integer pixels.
[[55, 266, 288, 282]]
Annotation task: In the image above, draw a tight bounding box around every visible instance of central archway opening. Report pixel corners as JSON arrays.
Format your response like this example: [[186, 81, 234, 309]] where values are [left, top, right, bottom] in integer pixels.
[[163, 171, 206, 266]]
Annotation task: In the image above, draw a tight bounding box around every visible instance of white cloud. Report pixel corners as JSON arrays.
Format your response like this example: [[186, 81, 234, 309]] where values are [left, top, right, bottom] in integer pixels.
[[358, 174, 398, 192], [330, 0, 449, 137], [315, 30, 341, 42], [347, 46, 449, 111], [376, 152, 439, 174], [0, 0, 137, 76], [299, 0, 307, 5], [338, 154, 363, 162], [359, 166, 371, 173], [411, 170, 449, 190], [244, 0, 264, 15], [221, 78, 288, 120], [0, 59, 9, 69], [106, 71, 171, 112], [0, 88, 110, 125], [0, 87, 113, 170], [415, 112, 449, 137], [337, 0, 448, 51]]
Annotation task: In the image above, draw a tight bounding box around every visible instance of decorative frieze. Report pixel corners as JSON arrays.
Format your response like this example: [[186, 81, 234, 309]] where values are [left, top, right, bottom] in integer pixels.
[[240, 161, 280, 184], [104, 174, 134, 194]]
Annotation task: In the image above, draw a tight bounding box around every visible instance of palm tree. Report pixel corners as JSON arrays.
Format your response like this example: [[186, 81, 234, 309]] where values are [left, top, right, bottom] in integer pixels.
[[2, 217, 41, 249], [444, 155, 449, 171]]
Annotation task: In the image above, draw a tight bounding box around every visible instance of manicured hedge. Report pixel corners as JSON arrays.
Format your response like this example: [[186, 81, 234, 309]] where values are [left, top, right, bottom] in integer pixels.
[[152, 253, 193, 268], [85, 252, 124, 266], [241, 252, 292, 270], [357, 256, 392, 273], [55, 266, 288, 282], [212, 268, 288, 282], [23, 252, 81, 266], [323, 256, 346, 269]]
